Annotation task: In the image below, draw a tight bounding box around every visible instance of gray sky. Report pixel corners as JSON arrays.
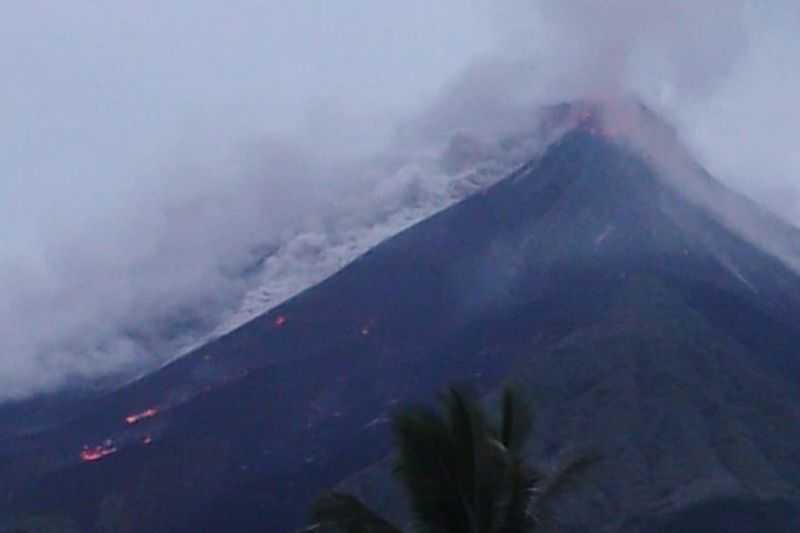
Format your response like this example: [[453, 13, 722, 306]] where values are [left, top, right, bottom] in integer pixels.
[[2, 1, 799, 400]]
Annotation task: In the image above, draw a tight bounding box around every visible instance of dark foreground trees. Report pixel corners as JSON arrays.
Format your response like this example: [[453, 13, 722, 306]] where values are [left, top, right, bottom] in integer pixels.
[[306, 386, 594, 533]]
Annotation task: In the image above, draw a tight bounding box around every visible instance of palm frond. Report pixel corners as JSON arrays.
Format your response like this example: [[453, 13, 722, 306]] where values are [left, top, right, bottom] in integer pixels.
[[442, 386, 485, 530], [499, 387, 533, 455], [392, 406, 470, 533], [307, 384, 592, 533], [526, 450, 600, 528], [310, 492, 402, 533]]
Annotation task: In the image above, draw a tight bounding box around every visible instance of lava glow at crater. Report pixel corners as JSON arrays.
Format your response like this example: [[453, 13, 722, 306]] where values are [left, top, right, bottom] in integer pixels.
[[571, 100, 643, 141], [273, 315, 287, 328]]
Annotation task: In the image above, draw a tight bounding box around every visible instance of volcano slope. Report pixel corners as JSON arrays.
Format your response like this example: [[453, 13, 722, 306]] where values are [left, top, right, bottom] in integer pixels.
[[2, 111, 799, 533]]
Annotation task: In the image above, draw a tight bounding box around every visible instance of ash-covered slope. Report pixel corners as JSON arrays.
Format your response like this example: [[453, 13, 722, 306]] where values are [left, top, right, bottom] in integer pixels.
[[2, 107, 800, 533]]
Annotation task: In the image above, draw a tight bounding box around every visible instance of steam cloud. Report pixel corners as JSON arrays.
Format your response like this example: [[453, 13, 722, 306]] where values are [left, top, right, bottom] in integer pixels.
[[1, 1, 799, 400]]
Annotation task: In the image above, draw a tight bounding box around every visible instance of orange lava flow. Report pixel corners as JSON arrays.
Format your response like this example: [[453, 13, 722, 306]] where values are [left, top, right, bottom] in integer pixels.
[[80, 443, 117, 462], [125, 407, 158, 425]]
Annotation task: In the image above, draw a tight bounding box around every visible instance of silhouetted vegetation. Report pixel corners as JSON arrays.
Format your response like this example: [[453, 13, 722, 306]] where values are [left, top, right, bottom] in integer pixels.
[[307, 385, 595, 533]]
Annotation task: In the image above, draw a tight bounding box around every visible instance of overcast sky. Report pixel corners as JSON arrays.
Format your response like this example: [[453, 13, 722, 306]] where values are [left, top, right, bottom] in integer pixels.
[[2, 1, 799, 400]]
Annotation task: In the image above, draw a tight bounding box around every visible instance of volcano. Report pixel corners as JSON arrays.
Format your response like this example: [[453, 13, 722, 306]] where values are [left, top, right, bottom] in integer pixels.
[[1, 103, 799, 533]]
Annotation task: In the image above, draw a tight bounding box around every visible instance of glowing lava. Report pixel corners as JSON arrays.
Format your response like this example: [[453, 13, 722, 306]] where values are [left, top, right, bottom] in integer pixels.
[[80, 441, 117, 462], [571, 100, 643, 140], [143, 435, 153, 445], [273, 315, 287, 327], [125, 407, 158, 425]]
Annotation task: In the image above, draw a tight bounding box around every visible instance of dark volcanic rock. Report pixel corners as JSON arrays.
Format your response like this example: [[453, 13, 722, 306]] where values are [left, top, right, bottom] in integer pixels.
[[2, 116, 799, 532]]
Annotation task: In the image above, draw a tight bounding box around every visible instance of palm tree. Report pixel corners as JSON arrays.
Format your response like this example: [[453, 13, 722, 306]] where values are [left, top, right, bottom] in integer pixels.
[[307, 385, 595, 533]]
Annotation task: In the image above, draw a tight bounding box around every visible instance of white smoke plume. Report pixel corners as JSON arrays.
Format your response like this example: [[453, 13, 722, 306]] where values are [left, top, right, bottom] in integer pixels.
[[1, 1, 798, 400]]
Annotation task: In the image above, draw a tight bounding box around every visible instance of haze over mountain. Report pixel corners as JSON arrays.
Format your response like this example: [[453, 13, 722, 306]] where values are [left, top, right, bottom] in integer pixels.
[[1, 103, 798, 532], [3, 3, 800, 532], [3, 1, 800, 401]]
